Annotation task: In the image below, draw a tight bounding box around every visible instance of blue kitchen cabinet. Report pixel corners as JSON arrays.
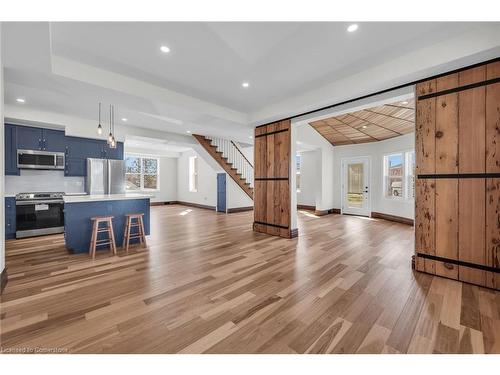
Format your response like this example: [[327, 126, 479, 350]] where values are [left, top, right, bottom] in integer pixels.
[[42, 129, 66, 152], [16, 125, 44, 150], [5, 197, 16, 240], [65, 136, 86, 159], [6, 124, 124, 178], [64, 137, 88, 177], [106, 142, 124, 160], [65, 136, 96, 159], [65, 137, 112, 159], [64, 138, 123, 177], [65, 157, 87, 177], [117, 142, 124, 159], [88, 139, 106, 159], [4, 124, 19, 175], [99, 140, 125, 160], [15, 125, 66, 152]]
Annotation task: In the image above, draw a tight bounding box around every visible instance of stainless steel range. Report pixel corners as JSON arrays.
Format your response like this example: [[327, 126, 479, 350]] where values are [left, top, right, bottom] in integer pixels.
[[15, 192, 65, 238]]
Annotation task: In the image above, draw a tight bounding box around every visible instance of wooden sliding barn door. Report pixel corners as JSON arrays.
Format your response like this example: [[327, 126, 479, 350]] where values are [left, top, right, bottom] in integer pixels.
[[253, 120, 296, 238], [415, 60, 500, 290]]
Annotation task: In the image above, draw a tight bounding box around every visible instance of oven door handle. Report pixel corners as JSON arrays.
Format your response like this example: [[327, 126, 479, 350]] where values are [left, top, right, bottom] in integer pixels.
[[16, 200, 64, 206]]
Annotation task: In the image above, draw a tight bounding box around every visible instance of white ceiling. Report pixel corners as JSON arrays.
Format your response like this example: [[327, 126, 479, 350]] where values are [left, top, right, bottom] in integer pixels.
[[125, 135, 191, 152], [2, 22, 500, 143], [48, 22, 478, 111], [123, 135, 192, 157]]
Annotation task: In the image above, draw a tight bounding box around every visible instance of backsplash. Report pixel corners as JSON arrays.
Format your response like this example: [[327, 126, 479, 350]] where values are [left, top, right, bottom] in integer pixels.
[[5, 170, 85, 194]]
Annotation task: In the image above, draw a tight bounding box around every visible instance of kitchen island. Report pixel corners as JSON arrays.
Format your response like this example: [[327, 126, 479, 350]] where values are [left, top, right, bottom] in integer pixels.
[[63, 194, 152, 254]]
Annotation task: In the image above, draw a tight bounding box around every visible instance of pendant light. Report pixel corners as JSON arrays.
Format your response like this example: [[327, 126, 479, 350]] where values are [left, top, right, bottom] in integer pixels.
[[97, 102, 103, 135], [110, 105, 117, 149], [108, 104, 113, 144]]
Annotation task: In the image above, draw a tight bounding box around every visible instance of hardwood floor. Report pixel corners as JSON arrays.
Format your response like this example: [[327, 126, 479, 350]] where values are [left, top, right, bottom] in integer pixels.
[[1, 205, 498, 354]]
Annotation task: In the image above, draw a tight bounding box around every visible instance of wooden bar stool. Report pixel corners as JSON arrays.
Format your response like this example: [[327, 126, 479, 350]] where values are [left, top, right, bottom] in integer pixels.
[[123, 213, 147, 252], [89, 216, 117, 259]]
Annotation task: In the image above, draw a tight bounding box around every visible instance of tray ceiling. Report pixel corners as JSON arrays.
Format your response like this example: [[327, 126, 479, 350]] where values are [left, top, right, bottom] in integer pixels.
[[309, 98, 415, 146]]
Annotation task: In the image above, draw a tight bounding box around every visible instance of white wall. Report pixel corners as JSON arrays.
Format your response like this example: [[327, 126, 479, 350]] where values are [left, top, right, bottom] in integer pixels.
[[297, 150, 318, 207], [226, 177, 253, 209], [177, 149, 217, 208], [332, 133, 415, 219], [295, 123, 335, 211], [239, 145, 254, 165], [1, 22, 5, 275], [177, 148, 255, 210], [154, 156, 177, 203]]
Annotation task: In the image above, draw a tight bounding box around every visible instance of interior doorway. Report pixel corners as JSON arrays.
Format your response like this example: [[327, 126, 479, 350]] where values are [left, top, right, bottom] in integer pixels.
[[341, 156, 371, 217]]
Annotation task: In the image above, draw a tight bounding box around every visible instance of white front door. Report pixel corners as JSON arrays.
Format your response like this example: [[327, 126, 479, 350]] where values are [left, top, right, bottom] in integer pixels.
[[341, 157, 371, 217]]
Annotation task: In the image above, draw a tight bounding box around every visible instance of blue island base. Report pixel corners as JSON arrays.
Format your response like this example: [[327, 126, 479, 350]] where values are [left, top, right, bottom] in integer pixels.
[[64, 198, 150, 254]]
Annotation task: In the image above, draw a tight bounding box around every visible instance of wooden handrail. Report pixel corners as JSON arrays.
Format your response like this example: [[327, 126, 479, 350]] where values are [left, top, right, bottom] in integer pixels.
[[230, 141, 253, 168]]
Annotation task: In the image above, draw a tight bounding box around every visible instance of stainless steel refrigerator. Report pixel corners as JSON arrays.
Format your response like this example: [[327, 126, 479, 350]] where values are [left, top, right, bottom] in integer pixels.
[[86, 158, 126, 194]]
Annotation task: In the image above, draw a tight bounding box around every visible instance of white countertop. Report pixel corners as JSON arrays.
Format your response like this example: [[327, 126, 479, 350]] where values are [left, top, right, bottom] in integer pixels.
[[64, 193, 154, 203], [5, 192, 87, 198]]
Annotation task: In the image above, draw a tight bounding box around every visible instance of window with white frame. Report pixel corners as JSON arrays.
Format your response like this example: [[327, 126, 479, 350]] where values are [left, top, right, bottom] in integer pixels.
[[383, 151, 415, 200], [189, 156, 198, 192], [125, 155, 160, 191], [296, 154, 301, 193]]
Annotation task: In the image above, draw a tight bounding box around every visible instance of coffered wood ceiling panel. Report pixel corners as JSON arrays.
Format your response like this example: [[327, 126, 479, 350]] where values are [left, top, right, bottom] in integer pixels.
[[309, 99, 415, 145]]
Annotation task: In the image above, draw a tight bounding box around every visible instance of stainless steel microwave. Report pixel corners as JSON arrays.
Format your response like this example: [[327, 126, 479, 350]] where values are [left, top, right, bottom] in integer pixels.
[[17, 149, 65, 170]]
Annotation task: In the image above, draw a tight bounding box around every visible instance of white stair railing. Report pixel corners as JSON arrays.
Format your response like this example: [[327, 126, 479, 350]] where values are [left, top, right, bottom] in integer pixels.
[[205, 136, 253, 188]]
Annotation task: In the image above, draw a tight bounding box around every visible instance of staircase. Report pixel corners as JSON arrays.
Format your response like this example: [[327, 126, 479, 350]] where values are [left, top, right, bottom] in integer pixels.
[[193, 134, 253, 199]]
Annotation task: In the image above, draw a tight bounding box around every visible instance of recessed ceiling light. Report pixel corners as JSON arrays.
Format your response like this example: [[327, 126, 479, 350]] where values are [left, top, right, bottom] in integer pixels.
[[186, 130, 191, 133], [347, 24, 359, 33], [16, 98, 25, 103], [121, 118, 128, 122], [242, 82, 250, 88], [160, 45, 170, 53], [401, 101, 409, 105], [362, 125, 367, 129]]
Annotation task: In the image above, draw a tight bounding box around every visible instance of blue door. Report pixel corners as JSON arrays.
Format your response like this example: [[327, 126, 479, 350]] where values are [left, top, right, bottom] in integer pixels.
[[217, 173, 226, 212]]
